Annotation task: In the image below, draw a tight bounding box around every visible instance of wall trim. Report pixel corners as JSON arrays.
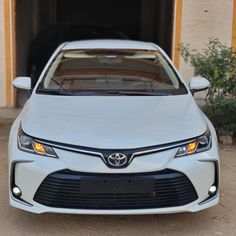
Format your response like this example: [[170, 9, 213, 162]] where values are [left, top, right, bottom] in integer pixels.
[[4, 0, 15, 107], [232, 0, 236, 50], [172, 0, 183, 69]]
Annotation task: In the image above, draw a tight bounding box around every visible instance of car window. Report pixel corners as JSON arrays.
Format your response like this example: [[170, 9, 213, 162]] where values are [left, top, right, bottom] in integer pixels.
[[37, 49, 188, 96]]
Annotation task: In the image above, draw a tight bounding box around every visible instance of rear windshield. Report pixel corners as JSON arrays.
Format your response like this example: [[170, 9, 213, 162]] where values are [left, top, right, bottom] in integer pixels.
[[36, 49, 188, 96]]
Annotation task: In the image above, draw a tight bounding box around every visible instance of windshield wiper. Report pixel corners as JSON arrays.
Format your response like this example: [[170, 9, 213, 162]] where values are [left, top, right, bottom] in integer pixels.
[[36, 89, 172, 96], [37, 89, 72, 96], [105, 91, 172, 96]]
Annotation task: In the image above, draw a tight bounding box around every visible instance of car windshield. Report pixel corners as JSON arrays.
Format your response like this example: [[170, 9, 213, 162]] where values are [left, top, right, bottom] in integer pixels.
[[36, 49, 188, 96]]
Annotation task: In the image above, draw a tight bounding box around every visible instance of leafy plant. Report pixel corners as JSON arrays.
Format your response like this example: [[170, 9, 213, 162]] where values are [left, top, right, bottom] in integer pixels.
[[203, 98, 236, 135], [179, 39, 236, 136]]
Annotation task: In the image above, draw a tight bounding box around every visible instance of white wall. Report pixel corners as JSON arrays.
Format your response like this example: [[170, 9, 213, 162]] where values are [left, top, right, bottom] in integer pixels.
[[0, 0, 6, 107], [180, 0, 234, 83]]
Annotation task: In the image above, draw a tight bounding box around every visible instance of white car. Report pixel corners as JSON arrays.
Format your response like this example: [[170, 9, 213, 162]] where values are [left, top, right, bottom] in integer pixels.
[[9, 40, 219, 214]]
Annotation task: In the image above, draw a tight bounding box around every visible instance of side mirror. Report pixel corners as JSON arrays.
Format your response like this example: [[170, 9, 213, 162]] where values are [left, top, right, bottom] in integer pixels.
[[189, 76, 210, 94], [12, 77, 31, 90]]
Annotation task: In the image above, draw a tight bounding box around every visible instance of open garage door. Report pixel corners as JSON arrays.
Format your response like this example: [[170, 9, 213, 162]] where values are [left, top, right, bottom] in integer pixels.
[[15, 0, 174, 106]]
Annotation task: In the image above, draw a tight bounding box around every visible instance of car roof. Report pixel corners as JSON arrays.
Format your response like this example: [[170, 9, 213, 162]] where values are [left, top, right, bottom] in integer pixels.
[[62, 40, 158, 51]]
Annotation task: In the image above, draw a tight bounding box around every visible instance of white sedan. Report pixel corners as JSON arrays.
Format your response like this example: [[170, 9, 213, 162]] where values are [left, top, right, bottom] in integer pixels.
[[9, 40, 219, 214]]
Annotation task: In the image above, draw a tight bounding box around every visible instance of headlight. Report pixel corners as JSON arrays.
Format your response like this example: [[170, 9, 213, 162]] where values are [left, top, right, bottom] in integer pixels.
[[18, 127, 57, 158], [175, 128, 212, 157]]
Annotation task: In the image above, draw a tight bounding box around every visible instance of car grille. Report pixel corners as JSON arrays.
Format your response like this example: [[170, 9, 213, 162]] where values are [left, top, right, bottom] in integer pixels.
[[34, 169, 198, 210]]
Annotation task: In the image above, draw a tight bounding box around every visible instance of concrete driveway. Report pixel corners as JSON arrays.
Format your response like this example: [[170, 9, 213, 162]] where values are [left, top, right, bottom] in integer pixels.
[[0, 122, 236, 236]]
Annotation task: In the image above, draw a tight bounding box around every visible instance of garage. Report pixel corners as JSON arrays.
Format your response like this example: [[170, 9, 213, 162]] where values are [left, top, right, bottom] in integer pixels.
[[15, 0, 174, 106]]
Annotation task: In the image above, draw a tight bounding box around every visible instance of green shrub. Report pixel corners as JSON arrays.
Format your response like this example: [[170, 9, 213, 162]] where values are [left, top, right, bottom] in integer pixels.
[[203, 98, 236, 136]]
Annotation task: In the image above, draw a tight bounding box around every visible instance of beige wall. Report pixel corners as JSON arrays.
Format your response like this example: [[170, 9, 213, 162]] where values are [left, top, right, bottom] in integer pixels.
[[180, 0, 234, 83], [0, 0, 6, 107]]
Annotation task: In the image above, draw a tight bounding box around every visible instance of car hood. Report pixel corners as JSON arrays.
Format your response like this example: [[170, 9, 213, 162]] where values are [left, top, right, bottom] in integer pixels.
[[21, 95, 207, 149]]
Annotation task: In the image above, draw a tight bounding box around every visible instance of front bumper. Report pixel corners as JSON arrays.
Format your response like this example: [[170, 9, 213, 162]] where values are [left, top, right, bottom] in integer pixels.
[[9, 135, 220, 214]]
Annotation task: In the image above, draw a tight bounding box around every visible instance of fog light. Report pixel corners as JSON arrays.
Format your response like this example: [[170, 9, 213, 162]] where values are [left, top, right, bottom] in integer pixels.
[[12, 186, 22, 197], [208, 185, 217, 196]]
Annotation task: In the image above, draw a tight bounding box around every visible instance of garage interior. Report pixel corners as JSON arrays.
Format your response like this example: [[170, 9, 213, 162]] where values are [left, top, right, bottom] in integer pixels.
[[15, 0, 174, 106]]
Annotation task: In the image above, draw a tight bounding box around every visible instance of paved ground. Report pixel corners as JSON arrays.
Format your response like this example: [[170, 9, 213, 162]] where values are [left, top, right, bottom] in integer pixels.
[[0, 122, 236, 236]]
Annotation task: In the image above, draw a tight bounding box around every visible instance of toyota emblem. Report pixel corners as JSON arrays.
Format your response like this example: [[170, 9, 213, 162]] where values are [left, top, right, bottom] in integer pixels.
[[107, 153, 128, 167]]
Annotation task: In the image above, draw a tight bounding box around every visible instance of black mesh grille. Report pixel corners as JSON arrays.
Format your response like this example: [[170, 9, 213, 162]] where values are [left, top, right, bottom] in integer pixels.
[[34, 169, 198, 210]]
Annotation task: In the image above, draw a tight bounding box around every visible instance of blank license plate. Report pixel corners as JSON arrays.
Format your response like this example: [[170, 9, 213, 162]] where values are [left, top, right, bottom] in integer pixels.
[[80, 178, 154, 194]]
